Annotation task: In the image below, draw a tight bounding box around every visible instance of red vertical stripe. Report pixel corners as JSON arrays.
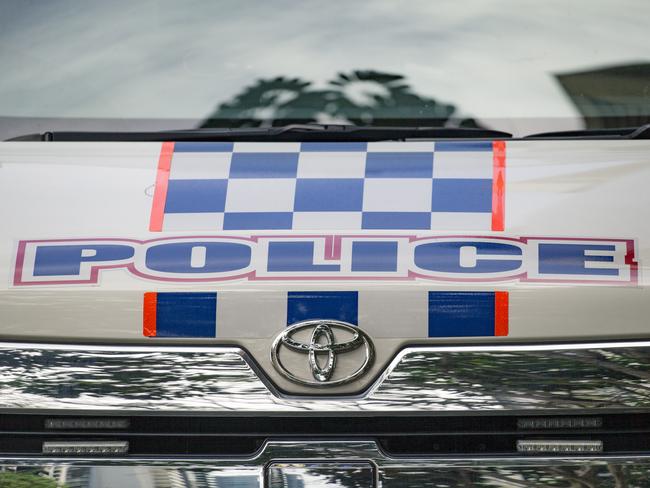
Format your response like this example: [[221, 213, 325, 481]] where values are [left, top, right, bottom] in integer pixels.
[[143, 292, 158, 337], [491, 140, 506, 231], [149, 142, 175, 232], [494, 291, 509, 336]]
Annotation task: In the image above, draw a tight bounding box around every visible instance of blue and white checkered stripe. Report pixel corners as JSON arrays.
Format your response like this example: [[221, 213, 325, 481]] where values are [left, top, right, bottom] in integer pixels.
[[144, 290, 508, 339], [158, 141, 495, 231]]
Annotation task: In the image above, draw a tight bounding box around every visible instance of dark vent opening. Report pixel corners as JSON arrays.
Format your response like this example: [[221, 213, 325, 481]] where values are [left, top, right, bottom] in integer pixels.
[[0, 412, 648, 457]]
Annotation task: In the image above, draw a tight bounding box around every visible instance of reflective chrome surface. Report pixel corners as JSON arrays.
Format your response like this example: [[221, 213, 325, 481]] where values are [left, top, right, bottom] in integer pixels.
[[2, 341, 650, 412], [3, 441, 650, 487], [271, 320, 375, 387], [268, 462, 375, 488]]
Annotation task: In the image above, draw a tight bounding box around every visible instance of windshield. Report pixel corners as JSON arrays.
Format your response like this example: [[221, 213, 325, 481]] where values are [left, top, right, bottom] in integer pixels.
[[1, 0, 649, 139]]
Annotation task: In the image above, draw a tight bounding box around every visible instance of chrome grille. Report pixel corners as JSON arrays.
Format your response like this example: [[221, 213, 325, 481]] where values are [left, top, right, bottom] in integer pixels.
[[2, 340, 650, 412]]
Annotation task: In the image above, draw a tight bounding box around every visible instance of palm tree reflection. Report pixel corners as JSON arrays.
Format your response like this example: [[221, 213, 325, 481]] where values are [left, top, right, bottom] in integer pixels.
[[202, 70, 479, 128]]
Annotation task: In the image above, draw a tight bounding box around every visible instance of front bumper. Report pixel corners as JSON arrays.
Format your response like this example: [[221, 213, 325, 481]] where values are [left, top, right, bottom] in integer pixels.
[[2, 340, 650, 486], [2, 443, 650, 487]]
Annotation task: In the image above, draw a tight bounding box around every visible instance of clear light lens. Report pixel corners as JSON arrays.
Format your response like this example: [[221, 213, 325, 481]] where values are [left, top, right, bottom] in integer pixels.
[[517, 440, 603, 454], [45, 418, 130, 430], [517, 417, 602, 430], [42, 441, 129, 455]]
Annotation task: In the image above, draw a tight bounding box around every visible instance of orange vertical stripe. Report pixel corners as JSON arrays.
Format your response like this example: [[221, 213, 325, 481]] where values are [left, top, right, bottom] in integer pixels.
[[491, 140, 506, 231], [143, 292, 157, 337], [494, 291, 509, 336], [149, 142, 175, 232]]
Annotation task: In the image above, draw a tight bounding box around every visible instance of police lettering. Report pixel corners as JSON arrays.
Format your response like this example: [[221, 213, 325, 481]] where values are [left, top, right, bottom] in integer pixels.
[[15, 235, 635, 285]]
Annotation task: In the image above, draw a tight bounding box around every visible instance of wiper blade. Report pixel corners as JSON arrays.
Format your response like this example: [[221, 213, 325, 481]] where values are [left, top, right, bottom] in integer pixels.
[[525, 124, 650, 140], [10, 124, 512, 142]]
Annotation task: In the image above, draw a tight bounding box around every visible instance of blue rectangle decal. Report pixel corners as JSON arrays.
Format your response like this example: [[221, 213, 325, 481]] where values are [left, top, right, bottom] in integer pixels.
[[287, 291, 358, 325], [146, 292, 217, 338], [428, 291, 504, 337]]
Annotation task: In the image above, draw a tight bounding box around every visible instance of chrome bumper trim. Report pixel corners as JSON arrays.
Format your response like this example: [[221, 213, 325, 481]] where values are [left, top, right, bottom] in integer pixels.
[[2, 340, 650, 412], [2, 441, 650, 487]]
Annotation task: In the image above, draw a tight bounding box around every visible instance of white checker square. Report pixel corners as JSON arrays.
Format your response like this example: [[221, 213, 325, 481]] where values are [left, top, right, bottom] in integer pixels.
[[162, 212, 224, 231], [292, 212, 362, 230], [225, 178, 296, 212], [363, 178, 432, 212], [429, 212, 492, 230], [433, 151, 493, 179], [367, 141, 435, 152], [169, 152, 231, 180], [233, 142, 301, 152], [297, 151, 366, 178]]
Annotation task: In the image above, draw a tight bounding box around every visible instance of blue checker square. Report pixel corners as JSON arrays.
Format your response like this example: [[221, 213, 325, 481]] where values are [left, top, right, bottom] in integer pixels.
[[362, 212, 431, 230], [434, 141, 493, 152], [156, 292, 217, 338], [287, 291, 358, 325], [223, 212, 293, 230], [300, 142, 368, 152], [174, 142, 234, 152], [294, 178, 364, 212], [365, 152, 433, 178], [431, 178, 492, 212], [165, 179, 227, 213], [229, 152, 299, 178]]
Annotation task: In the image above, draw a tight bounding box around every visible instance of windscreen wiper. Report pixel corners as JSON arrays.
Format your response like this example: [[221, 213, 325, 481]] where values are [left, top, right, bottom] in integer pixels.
[[9, 124, 512, 142], [525, 124, 650, 140]]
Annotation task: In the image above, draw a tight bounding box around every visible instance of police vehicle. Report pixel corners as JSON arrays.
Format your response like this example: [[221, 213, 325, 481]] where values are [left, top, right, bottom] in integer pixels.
[[1, 1, 650, 487]]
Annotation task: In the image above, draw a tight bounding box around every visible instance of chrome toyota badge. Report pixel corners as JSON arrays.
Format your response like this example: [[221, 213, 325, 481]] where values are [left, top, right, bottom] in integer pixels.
[[271, 320, 375, 387]]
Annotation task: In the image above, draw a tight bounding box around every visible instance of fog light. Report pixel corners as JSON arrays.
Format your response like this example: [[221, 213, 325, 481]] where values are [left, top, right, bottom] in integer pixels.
[[42, 441, 129, 455], [517, 417, 602, 430], [517, 440, 602, 454], [45, 418, 130, 430]]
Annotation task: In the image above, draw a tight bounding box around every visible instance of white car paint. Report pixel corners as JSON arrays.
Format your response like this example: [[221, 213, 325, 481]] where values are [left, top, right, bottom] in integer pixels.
[[0, 140, 648, 342]]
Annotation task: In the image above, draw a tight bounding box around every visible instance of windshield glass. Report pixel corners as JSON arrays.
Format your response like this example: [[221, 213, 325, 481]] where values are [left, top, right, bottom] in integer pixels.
[[1, 0, 649, 139]]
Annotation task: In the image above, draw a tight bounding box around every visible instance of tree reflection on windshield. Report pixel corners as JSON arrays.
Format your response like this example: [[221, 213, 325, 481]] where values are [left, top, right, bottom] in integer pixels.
[[201, 70, 480, 128]]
